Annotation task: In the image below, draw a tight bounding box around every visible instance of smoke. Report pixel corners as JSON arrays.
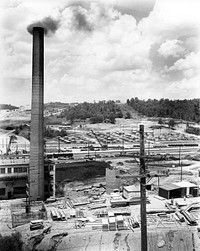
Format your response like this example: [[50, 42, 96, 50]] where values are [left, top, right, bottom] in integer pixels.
[[69, 4, 119, 33], [71, 8, 93, 32], [27, 2, 118, 36], [27, 16, 60, 36]]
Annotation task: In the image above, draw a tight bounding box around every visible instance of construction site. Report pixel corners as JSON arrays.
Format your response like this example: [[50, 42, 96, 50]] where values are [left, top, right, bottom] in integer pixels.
[[1, 119, 200, 250], [0, 13, 200, 251]]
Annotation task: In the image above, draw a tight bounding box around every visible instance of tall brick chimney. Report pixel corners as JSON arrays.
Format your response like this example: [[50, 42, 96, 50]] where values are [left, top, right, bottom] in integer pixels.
[[29, 27, 44, 201]]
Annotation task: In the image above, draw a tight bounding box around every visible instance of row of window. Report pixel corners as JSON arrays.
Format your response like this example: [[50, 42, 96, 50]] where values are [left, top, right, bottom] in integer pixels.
[[0, 187, 27, 196], [0, 188, 5, 195], [0, 185, 53, 196], [0, 164, 54, 175], [0, 167, 27, 174]]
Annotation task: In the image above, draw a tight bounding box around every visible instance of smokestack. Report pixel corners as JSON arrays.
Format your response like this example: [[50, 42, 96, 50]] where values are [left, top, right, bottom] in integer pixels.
[[29, 27, 44, 201]]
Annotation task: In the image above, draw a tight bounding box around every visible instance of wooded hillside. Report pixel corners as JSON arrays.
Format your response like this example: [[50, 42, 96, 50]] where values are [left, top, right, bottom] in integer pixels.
[[60, 101, 123, 124], [0, 104, 19, 110], [127, 98, 200, 123]]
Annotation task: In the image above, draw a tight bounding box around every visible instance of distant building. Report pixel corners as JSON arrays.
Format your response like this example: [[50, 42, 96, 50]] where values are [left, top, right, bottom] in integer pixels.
[[0, 158, 53, 200], [0, 132, 30, 155], [70, 102, 79, 107]]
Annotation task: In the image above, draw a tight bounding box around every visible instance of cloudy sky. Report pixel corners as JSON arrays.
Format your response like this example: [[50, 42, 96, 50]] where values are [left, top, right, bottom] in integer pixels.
[[0, 0, 200, 106]]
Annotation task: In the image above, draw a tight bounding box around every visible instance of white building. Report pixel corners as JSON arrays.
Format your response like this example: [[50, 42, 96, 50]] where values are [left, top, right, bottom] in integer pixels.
[[123, 185, 140, 200], [0, 131, 30, 154]]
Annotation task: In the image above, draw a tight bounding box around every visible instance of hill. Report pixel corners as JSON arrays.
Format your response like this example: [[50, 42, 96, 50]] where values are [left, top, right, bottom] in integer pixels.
[[127, 98, 200, 123], [60, 101, 123, 124], [0, 104, 19, 110], [44, 102, 71, 110]]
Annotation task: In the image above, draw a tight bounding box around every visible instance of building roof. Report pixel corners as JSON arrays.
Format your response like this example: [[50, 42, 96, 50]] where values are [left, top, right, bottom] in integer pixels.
[[123, 185, 140, 192], [159, 183, 180, 191], [146, 177, 158, 185], [174, 181, 198, 188], [108, 217, 116, 223]]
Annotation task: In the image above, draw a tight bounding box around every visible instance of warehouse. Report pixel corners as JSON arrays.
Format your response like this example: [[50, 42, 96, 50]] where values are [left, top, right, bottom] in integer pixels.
[[174, 181, 199, 197], [159, 181, 199, 199], [159, 183, 181, 199]]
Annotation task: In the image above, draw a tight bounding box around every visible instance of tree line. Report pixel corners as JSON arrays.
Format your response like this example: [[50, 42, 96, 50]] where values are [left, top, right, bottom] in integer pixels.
[[127, 98, 200, 123], [60, 101, 123, 124]]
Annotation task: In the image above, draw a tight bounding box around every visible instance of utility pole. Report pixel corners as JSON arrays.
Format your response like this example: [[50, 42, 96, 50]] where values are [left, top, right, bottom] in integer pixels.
[[181, 162, 183, 181], [58, 137, 60, 153], [140, 124, 147, 251], [179, 146, 181, 166], [26, 168, 31, 213]]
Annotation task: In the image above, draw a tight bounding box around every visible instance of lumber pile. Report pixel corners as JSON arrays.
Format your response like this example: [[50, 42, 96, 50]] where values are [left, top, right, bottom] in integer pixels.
[[109, 217, 117, 231], [116, 215, 124, 230], [102, 218, 109, 231]]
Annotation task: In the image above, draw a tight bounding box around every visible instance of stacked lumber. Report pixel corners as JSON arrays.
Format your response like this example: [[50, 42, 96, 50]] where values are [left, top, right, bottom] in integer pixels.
[[89, 203, 107, 210], [180, 210, 198, 226], [110, 193, 128, 207], [175, 211, 185, 222], [108, 212, 115, 217], [102, 218, 109, 231], [87, 219, 102, 230], [91, 223, 102, 230], [116, 215, 124, 230], [109, 217, 116, 231]]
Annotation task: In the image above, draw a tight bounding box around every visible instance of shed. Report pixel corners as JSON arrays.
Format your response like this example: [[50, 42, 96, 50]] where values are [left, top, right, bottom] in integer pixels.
[[146, 177, 158, 190], [158, 183, 181, 199], [174, 181, 198, 197], [123, 185, 140, 200]]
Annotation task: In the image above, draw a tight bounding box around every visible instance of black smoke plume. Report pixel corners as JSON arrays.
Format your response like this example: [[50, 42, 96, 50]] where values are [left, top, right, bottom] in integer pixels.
[[27, 16, 60, 36]]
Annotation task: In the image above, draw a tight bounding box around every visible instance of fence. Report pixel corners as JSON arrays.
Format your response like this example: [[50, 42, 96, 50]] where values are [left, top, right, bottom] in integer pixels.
[[11, 201, 47, 228]]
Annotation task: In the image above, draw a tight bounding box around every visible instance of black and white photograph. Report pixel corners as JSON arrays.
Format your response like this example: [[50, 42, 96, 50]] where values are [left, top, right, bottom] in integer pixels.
[[0, 0, 200, 250]]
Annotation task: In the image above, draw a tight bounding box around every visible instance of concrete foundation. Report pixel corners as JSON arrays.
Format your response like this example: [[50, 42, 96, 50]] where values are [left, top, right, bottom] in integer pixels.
[[106, 168, 121, 194]]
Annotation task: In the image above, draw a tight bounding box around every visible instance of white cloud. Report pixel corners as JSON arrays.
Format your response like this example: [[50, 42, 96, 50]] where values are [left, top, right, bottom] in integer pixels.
[[158, 40, 186, 58], [168, 52, 200, 78], [164, 75, 200, 100], [1, 0, 200, 105]]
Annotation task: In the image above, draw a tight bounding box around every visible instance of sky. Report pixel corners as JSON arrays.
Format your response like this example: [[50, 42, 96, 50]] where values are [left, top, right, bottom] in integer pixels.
[[0, 0, 200, 106]]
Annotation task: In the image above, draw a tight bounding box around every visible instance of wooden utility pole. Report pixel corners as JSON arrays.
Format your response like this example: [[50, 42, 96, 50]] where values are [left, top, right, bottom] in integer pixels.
[[140, 124, 147, 251], [181, 162, 183, 181]]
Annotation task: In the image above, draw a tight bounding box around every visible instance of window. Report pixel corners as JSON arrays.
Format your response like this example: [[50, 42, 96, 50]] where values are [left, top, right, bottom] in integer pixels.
[[14, 167, 20, 173], [14, 167, 27, 173], [13, 187, 26, 195], [0, 188, 5, 195], [0, 168, 5, 174], [8, 168, 12, 173]]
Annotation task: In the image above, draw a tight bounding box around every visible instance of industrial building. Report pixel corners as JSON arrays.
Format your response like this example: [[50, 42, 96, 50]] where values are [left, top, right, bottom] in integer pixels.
[[0, 157, 53, 200], [0, 130, 30, 155], [159, 180, 199, 199], [123, 185, 140, 200]]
